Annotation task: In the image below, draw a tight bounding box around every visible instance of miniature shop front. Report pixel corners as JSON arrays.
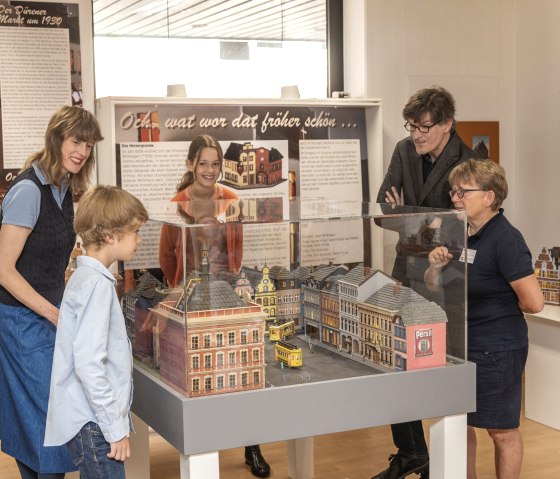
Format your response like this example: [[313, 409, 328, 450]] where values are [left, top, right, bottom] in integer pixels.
[[119, 199, 467, 400]]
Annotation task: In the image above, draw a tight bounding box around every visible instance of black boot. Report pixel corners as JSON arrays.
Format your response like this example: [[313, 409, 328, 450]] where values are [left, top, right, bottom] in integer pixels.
[[371, 452, 429, 479], [244, 445, 271, 478]]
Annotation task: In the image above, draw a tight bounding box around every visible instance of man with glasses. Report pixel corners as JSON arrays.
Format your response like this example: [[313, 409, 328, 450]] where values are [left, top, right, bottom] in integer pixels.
[[373, 86, 481, 479]]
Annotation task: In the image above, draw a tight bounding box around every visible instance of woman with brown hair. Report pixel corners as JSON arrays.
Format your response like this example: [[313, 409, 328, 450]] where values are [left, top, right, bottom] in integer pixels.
[[0, 106, 103, 479]]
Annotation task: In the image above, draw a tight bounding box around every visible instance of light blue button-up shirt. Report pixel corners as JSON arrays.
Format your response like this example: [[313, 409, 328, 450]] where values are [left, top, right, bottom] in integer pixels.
[[45, 255, 133, 446]]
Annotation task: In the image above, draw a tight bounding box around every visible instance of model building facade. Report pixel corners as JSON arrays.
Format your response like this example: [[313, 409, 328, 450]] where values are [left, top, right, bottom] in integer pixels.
[[148, 255, 267, 397], [534, 246, 560, 305]]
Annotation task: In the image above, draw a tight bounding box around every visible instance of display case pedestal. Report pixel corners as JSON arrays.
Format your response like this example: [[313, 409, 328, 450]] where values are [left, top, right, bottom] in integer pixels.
[[127, 361, 475, 479]]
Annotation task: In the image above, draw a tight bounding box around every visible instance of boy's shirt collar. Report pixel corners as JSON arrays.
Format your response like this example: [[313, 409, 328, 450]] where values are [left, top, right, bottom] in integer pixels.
[[77, 255, 116, 284]]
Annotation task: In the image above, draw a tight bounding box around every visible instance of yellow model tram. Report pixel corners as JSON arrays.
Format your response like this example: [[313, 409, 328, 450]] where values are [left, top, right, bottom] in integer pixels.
[[274, 340, 303, 367], [269, 320, 295, 341]]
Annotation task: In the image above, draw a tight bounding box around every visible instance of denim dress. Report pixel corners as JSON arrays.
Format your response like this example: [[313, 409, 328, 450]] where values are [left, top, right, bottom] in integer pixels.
[[0, 303, 76, 473]]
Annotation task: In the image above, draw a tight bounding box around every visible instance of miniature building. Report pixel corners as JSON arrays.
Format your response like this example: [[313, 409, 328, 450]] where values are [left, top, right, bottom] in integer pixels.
[[362, 283, 448, 371], [337, 265, 396, 356], [301, 264, 349, 340], [122, 271, 165, 357], [150, 253, 267, 397], [534, 247, 560, 305], [223, 142, 284, 189], [64, 241, 84, 283], [320, 274, 345, 348], [269, 265, 301, 328], [254, 265, 277, 329]]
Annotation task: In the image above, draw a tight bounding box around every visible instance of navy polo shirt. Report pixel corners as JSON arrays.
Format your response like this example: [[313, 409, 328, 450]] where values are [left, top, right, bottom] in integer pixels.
[[467, 209, 533, 352]]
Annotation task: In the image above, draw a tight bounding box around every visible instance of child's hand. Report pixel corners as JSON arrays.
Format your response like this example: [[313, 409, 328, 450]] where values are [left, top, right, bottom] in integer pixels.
[[108, 437, 130, 462]]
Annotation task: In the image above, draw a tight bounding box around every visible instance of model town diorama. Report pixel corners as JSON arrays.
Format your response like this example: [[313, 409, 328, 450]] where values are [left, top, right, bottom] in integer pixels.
[[534, 246, 560, 305], [122, 241, 449, 398]]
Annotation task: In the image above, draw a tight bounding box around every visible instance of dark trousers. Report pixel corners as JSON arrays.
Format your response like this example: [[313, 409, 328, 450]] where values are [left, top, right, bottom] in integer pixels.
[[16, 460, 65, 479], [391, 420, 428, 457]]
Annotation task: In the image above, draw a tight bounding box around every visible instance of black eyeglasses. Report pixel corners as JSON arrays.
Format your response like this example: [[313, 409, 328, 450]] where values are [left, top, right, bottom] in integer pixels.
[[404, 121, 440, 133], [448, 188, 486, 199]]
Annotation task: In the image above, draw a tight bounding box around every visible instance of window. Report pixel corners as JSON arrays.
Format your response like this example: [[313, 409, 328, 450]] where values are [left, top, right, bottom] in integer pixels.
[[192, 378, 200, 392], [229, 374, 236, 387], [229, 351, 236, 365], [204, 377, 212, 391], [241, 372, 248, 386], [253, 371, 260, 384], [216, 375, 224, 389], [252, 330, 259, 342], [192, 355, 200, 369], [241, 350, 248, 364], [217, 353, 224, 367], [252, 349, 260, 362], [216, 333, 223, 347], [228, 332, 235, 345], [191, 336, 199, 350], [93, 2, 328, 99], [204, 334, 211, 348], [240, 331, 247, 344], [204, 354, 212, 368]]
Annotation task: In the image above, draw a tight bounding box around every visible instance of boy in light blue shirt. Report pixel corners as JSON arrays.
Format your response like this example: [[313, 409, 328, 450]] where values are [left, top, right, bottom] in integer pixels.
[[45, 185, 148, 479]]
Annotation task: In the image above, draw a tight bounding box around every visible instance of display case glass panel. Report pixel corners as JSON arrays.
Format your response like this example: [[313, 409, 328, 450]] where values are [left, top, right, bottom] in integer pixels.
[[121, 199, 466, 398]]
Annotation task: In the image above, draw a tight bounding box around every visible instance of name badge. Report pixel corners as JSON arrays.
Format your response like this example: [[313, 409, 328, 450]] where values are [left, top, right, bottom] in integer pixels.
[[459, 248, 476, 264]]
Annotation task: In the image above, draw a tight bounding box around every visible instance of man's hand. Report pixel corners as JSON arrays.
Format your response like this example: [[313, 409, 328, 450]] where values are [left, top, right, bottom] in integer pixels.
[[108, 437, 131, 462], [384, 186, 404, 206]]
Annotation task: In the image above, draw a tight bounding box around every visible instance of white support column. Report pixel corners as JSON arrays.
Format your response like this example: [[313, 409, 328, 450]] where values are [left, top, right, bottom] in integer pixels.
[[287, 437, 314, 479], [179, 451, 220, 479], [429, 414, 467, 479], [125, 414, 151, 479]]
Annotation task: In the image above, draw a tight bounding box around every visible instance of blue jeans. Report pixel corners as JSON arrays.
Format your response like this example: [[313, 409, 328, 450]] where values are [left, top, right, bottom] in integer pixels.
[[66, 422, 126, 479]]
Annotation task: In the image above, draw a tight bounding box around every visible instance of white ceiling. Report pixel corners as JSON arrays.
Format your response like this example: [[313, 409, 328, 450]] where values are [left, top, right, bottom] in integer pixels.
[[93, 0, 326, 42]]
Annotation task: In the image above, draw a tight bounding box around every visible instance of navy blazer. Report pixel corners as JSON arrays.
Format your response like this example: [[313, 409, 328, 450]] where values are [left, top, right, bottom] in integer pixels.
[[376, 131, 480, 208]]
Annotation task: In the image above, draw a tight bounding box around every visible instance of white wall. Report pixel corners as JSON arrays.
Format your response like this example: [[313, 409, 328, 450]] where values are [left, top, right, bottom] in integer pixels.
[[514, 0, 560, 253], [345, 0, 560, 255], [345, 0, 529, 233]]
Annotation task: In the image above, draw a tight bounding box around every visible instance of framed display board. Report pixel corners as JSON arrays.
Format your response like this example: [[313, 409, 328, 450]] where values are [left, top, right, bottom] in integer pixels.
[[95, 97, 383, 269], [0, 0, 95, 198]]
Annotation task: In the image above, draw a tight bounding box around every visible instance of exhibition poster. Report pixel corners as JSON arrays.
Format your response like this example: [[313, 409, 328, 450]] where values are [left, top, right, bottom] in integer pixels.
[[0, 1, 83, 198], [101, 100, 373, 269]]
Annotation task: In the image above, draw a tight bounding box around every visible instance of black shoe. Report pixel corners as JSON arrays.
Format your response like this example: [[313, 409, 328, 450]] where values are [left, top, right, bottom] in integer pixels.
[[371, 452, 429, 479], [244, 445, 271, 478]]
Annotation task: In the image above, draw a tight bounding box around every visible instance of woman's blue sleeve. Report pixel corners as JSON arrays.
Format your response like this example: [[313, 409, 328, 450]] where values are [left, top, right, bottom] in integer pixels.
[[1, 180, 41, 228]]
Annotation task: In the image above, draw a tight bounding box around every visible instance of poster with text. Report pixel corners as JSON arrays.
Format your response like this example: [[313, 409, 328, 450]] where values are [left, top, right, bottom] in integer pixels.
[[105, 101, 371, 271], [0, 1, 83, 199]]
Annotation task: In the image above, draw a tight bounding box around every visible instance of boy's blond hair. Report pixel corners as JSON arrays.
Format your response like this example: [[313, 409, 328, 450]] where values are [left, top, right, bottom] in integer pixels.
[[75, 185, 149, 249]]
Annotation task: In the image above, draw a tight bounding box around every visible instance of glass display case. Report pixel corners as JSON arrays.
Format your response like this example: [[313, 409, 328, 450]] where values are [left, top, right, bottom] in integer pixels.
[[120, 198, 467, 399]]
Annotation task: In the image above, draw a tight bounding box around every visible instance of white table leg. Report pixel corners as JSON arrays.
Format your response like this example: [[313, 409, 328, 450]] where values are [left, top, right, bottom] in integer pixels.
[[287, 437, 314, 479], [179, 451, 220, 479], [125, 413, 151, 479], [429, 414, 467, 479]]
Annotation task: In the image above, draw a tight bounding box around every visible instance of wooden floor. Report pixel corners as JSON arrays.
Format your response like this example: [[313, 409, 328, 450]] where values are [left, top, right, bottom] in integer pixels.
[[1, 414, 559, 478]]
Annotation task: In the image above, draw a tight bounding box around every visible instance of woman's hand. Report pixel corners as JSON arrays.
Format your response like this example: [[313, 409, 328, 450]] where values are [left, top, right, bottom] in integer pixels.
[[424, 246, 454, 291], [428, 246, 453, 270]]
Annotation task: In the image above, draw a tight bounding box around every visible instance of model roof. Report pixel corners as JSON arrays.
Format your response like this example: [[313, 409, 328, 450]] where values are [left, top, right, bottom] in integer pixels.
[[365, 284, 447, 325]]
